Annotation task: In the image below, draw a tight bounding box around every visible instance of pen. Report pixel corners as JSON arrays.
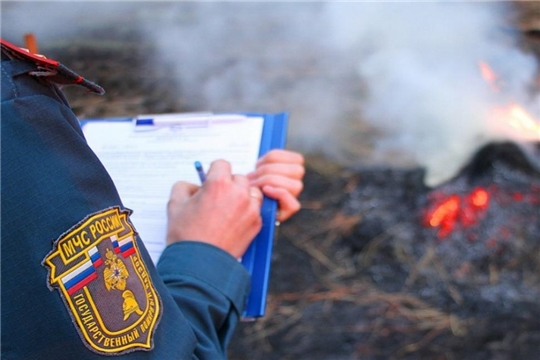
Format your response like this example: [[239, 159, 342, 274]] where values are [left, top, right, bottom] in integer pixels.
[[194, 161, 206, 183]]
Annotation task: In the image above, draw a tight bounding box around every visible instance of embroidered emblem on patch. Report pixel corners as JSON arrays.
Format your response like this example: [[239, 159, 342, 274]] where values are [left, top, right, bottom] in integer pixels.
[[43, 207, 162, 355]]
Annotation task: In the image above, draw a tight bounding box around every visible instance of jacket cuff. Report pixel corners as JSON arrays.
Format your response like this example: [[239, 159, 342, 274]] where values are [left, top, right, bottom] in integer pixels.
[[156, 241, 251, 314]]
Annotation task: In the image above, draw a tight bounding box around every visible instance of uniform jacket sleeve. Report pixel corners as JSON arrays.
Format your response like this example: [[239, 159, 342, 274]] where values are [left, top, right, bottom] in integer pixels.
[[158, 242, 251, 359], [1, 56, 249, 360]]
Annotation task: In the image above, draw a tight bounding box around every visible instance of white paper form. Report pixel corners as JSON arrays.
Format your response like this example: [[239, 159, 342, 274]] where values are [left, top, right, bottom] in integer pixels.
[[83, 115, 264, 264]]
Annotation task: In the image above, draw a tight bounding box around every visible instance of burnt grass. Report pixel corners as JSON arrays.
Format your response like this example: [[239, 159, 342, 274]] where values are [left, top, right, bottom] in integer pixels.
[[228, 145, 540, 360], [18, 3, 540, 358]]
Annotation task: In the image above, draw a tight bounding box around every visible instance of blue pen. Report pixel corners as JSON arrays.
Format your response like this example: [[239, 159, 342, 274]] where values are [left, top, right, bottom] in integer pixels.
[[194, 161, 206, 183]]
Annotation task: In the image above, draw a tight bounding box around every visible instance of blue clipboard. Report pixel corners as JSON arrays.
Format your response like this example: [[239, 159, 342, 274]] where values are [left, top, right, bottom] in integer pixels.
[[240, 112, 288, 319]]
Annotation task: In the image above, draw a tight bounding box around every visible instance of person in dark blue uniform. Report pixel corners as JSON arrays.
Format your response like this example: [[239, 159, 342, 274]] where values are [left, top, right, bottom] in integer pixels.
[[1, 39, 304, 359]]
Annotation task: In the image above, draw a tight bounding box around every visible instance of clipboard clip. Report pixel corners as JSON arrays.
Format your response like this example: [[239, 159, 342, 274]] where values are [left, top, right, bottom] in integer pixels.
[[133, 112, 213, 131], [132, 112, 248, 131]]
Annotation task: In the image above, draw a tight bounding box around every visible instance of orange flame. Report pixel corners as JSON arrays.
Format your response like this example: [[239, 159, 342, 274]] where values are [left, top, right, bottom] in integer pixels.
[[492, 103, 540, 142], [478, 61, 500, 91], [478, 61, 540, 142], [506, 105, 540, 133]]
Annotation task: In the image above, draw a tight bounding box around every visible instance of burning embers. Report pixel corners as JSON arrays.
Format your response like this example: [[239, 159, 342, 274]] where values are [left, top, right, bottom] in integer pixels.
[[344, 139, 540, 300], [423, 142, 540, 245], [424, 182, 540, 241], [424, 187, 490, 238], [347, 141, 539, 253], [420, 60, 540, 244]]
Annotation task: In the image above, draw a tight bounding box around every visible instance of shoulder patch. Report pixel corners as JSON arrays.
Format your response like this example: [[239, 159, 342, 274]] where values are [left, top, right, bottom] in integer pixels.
[[42, 206, 162, 355]]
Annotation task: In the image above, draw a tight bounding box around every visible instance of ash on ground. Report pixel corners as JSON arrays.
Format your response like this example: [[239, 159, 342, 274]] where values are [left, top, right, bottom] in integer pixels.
[[229, 143, 540, 360]]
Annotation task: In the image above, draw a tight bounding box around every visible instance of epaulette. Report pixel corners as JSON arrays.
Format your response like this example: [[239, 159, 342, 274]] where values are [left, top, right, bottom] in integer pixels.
[[1, 38, 105, 95]]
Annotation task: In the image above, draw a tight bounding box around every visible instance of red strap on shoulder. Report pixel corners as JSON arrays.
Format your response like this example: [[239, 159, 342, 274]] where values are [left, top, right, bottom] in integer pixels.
[[1, 38, 105, 95], [1, 38, 59, 68]]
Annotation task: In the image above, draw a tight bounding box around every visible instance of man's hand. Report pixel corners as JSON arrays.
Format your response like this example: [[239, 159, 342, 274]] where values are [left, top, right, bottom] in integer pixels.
[[166, 159, 263, 258], [247, 149, 305, 222]]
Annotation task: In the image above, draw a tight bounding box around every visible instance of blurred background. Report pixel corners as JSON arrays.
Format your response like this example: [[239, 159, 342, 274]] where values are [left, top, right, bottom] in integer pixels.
[[3, 1, 540, 359]]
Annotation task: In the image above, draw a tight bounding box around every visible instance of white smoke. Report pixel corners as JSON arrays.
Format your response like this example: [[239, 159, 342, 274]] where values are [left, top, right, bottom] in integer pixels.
[[136, 2, 359, 160], [325, 1, 539, 185], [2, 1, 538, 185], [138, 1, 540, 185]]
